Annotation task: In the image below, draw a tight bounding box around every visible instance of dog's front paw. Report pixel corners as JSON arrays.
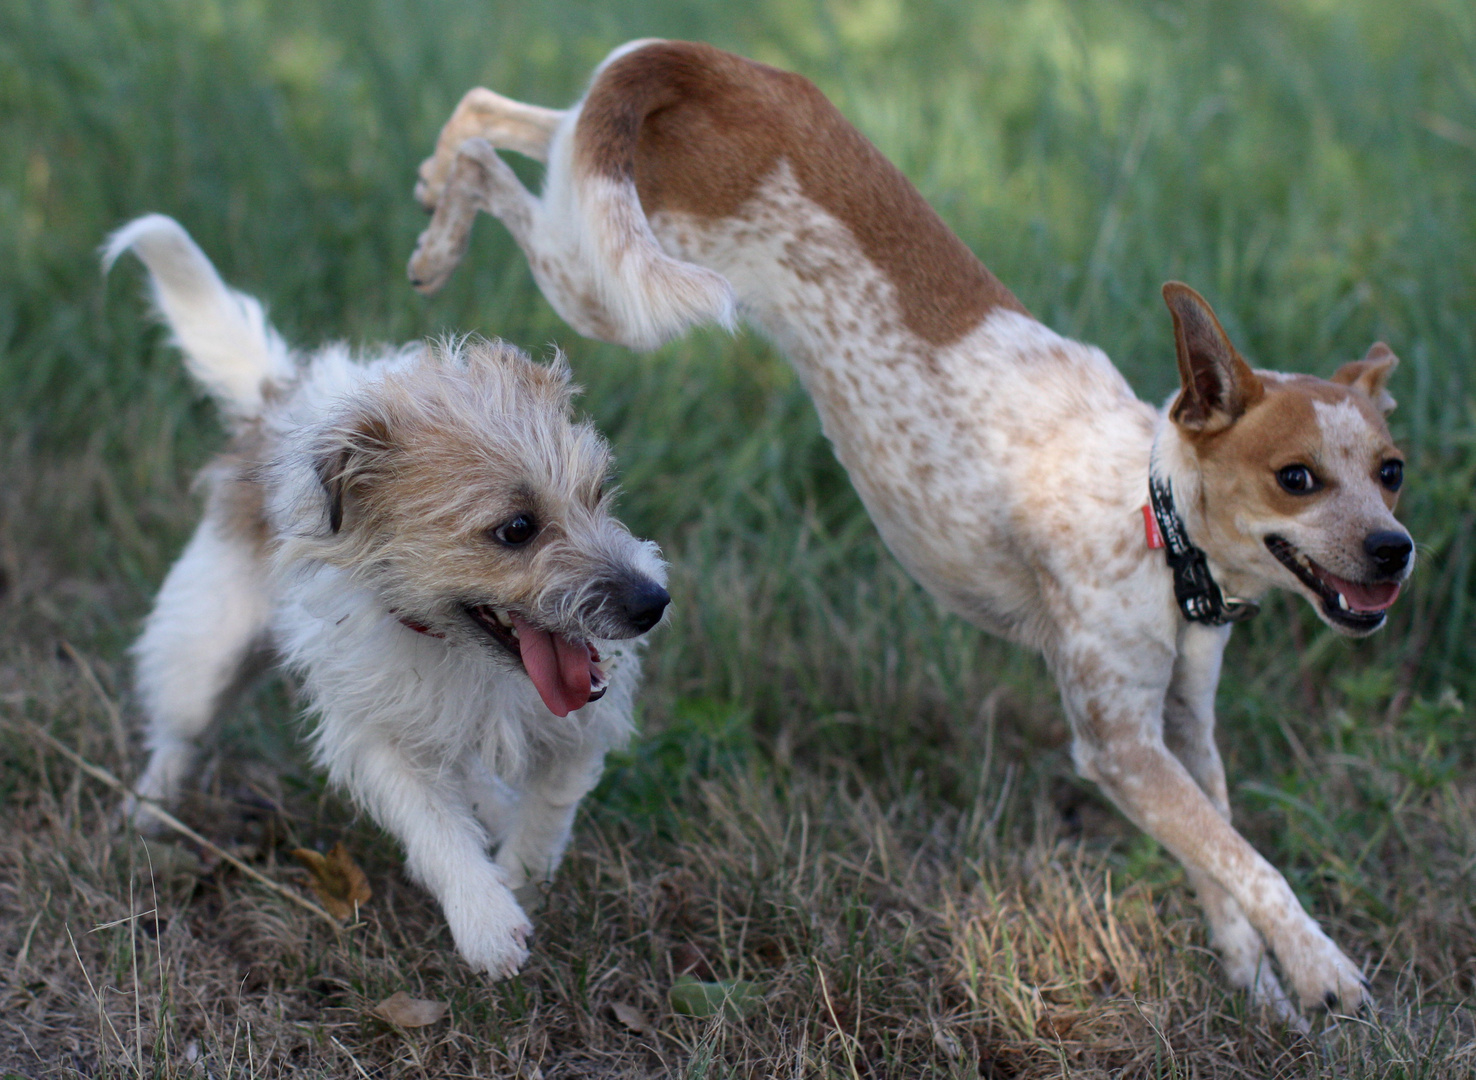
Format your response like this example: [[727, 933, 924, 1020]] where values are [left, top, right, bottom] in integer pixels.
[[445, 880, 534, 980], [463, 922, 531, 981], [120, 746, 193, 834], [118, 792, 168, 835], [1274, 921, 1369, 1014]]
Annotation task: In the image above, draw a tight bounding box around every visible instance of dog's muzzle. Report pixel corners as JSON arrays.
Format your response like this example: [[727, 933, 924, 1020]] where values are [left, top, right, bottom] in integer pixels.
[[1265, 534, 1406, 634]]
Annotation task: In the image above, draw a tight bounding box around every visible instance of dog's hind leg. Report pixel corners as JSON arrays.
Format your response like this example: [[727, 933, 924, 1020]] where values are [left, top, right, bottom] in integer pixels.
[[414, 87, 564, 210], [128, 518, 272, 822], [407, 86, 568, 297], [1164, 625, 1299, 1022], [408, 94, 734, 348], [408, 137, 539, 296]]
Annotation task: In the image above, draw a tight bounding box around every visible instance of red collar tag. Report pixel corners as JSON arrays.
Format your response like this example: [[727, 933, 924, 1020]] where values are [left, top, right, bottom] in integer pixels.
[[1142, 504, 1165, 550]]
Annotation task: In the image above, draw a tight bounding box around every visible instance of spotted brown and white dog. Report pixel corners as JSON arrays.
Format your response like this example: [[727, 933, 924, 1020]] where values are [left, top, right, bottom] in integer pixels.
[[405, 41, 1413, 1016], [111, 214, 668, 978]]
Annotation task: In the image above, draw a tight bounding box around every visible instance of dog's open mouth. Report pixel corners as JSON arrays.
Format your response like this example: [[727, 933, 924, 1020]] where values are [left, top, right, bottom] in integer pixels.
[[1264, 536, 1400, 632], [464, 604, 610, 716]]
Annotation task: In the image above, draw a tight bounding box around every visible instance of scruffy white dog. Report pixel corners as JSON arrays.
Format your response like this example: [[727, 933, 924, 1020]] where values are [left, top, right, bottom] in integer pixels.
[[110, 214, 669, 978]]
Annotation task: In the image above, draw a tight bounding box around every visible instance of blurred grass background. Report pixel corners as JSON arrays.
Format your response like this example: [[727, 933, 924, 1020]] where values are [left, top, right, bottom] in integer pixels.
[[5, 0, 1474, 794], [2, 0, 1475, 1074]]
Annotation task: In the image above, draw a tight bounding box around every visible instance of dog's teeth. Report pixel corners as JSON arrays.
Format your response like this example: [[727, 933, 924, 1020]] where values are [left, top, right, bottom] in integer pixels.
[[493, 609, 513, 628], [1337, 592, 1351, 611]]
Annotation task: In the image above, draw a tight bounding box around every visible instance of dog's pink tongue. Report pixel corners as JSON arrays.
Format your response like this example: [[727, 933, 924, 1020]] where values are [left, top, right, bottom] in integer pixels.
[[1320, 570, 1402, 613], [511, 615, 593, 717], [1338, 578, 1401, 613]]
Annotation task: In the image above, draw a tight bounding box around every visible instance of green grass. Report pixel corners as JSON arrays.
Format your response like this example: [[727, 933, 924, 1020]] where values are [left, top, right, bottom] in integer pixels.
[[1, 0, 1474, 1075]]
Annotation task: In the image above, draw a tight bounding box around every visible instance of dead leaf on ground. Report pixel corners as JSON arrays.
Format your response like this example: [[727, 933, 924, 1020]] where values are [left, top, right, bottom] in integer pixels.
[[292, 842, 371, 920], [931, 1021, 961, 1060], [670, 942, 717, 982], [610, 1001, 653, 1035], [371, 990, 449, 1027]]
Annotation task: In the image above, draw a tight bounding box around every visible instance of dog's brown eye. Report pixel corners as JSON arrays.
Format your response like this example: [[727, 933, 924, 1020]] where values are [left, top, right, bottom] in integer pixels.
[[1379, 459, 1403, 492], [492, 514, 537, 547], [1276, 464, 1320, 494]]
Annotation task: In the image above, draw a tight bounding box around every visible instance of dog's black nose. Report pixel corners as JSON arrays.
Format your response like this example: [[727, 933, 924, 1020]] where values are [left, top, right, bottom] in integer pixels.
[[1364, 530, 1412, 576], [618, 577, 670, 633]]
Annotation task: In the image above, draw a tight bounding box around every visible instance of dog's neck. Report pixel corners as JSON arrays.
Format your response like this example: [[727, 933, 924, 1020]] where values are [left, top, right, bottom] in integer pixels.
[[1146, 455, 1260, 626], [1150, 417, 1268, 608]]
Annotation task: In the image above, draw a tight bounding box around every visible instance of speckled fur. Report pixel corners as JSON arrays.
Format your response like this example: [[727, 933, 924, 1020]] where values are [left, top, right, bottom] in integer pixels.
[[112, 215, 667, 981], [408, 40, 1414, 1019]]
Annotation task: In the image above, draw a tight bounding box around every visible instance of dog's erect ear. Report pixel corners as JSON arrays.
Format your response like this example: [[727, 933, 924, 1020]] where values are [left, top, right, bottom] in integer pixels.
[[1163, 282, 1264, 434], [314, 412, 397, 534], [1330, 342, 1399, 416]]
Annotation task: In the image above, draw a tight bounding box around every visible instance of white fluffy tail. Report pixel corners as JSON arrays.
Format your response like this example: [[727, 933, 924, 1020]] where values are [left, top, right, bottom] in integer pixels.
[[104, 214, 294, 418]]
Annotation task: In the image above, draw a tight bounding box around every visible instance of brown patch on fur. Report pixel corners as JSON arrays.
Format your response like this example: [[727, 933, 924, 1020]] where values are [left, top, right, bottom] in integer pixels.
[[201, 424, 270, 552], [574, 41, 1027, 346]]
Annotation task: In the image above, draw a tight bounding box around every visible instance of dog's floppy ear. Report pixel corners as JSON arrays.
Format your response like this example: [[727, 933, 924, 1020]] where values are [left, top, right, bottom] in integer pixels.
[[314, 411, 397, 534], [1163, 282, 1264, 435], [1330, 342, 1399, 416]]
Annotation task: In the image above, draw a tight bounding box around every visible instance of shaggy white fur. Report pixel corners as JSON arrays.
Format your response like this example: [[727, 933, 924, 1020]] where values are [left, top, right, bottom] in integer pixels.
[[114, 215, 668, 979]]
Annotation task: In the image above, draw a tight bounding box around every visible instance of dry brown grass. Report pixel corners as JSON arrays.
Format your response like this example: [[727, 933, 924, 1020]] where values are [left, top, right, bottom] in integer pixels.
[[0, 371, 1474, 1080], [2, 447, 1474, 1078], [4, 694, 1473, 1079]]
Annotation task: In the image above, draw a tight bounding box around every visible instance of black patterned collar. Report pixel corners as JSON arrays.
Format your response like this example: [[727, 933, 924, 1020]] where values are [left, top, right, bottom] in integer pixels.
[[1147, 474, 1260, 626]]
